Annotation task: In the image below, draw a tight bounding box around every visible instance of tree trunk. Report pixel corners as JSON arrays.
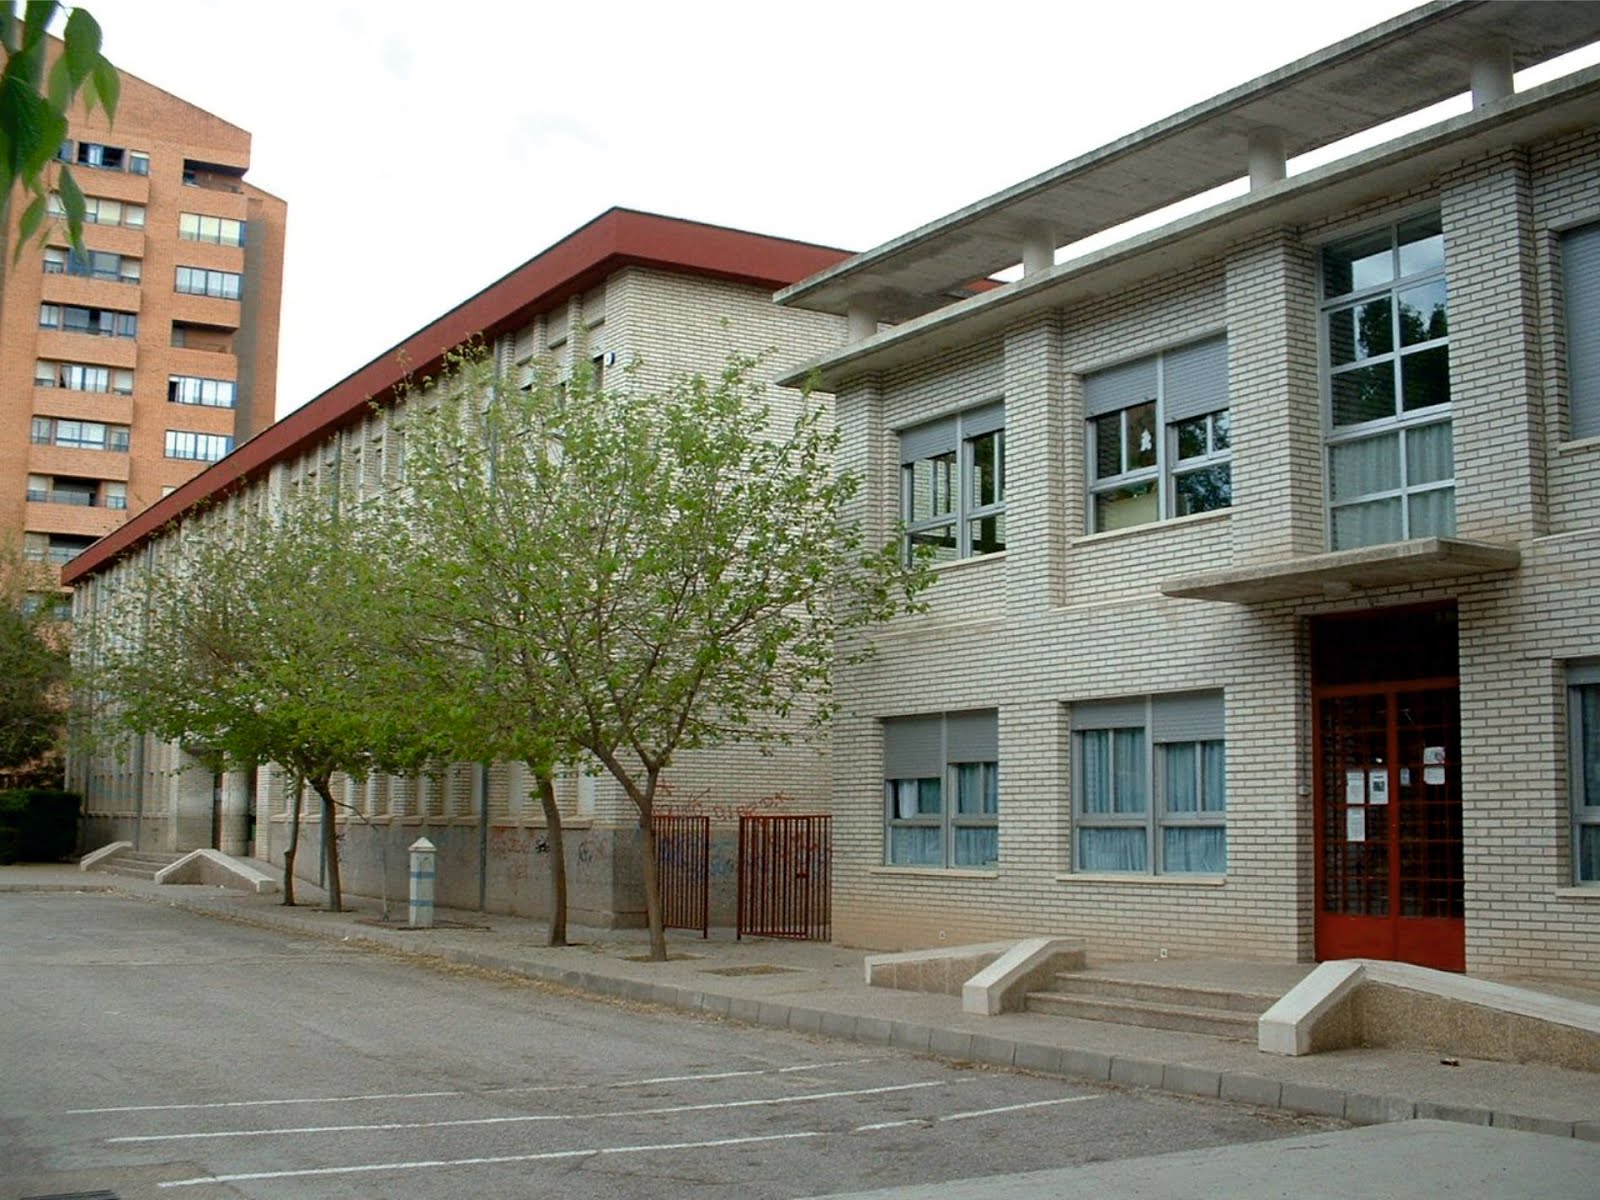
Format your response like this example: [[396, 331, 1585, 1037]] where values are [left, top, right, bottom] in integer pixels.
[[638, 769, 666, 961], [281, 773, 302, 907], [311, 773, 343, 912], [536, 773, 567, 946]]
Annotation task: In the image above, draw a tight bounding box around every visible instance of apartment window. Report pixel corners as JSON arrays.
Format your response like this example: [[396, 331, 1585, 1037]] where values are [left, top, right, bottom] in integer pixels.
[[129, 151, 150, 176], [1322, 213, 1452, 549], [75, 142, 125, 170], [175, 266, 242, 300], [103, 481, 127, 510], [1562, 223, 1600, 442], [900, 403, 1005, 563], [48, 192, 146, 228], [1570, 662, 1600, 885], [30, 416, 130, 452], [1073, 691, 1226, 874], [39, 303, 137, 338], [883, 710, 999, 868], [168, 374, 237, 408], [25, 474, 119, 509], [165, 430, 233, 462], [43, 246, 140, 284], [178, 212, 245, 246], [35, 360, 132, 394], [1085, 336, 1230, 532]]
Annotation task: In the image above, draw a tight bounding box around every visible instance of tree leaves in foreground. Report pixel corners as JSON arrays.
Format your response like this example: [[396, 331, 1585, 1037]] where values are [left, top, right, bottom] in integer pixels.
[[401, 350, 930, 960], [0, 3, 119, 257], [0, 544, 67, 779], [85, 490, 458, 910]]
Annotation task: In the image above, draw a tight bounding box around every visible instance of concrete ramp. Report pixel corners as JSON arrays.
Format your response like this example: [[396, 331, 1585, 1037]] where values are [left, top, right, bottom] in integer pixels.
[[155, 849, 279, 895], [1260, 959, 1600, 1072]]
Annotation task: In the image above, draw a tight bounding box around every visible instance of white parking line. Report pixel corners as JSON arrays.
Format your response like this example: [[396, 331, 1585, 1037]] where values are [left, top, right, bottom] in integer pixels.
[[67, 1057, 879, 1115], [108, 1080, 958, 1144], [940, 1096, 1103, 1122], [155, 1096, 1111, 1189]]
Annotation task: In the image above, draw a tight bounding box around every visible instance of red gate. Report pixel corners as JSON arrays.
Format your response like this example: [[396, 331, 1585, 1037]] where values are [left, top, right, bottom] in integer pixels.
[[737, 814, 831, 941], [652, 813, 709, 938]]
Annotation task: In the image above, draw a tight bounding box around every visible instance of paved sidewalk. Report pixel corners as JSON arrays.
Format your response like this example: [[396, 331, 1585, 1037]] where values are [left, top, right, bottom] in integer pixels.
[[5, 863, 1597, 1140]]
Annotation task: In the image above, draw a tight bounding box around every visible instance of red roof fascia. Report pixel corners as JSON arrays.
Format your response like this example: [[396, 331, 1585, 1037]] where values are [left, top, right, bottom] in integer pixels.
[[65, 209, 850, 584]]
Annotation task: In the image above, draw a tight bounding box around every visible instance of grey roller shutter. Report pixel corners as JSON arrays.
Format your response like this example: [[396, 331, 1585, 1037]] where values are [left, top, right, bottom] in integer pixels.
[[1084, 356, 1158, 419], [946, 710, 998, 762], [1162, 336, 1229, 423], [961, 402, 1006, 439], [883, 715, 944, 777], [1072, 697, 1147, 729], [1152, 691, 1225, 742], [899, 417, 957, 464], [1564, 225, 1600, 441]]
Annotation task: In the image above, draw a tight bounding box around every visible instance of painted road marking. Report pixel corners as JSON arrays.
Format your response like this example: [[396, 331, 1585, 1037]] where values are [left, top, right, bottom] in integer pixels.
[[108, 1080, 960, 1144], [154, 1096, 1111, 1189], [67, 1057, 880, 1115]]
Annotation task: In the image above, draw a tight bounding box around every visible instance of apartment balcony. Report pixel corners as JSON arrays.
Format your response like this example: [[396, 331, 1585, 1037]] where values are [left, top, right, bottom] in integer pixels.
[[35, 330, 138, 369], [39, 272, 143, 313], [168, 344, 237, 374], [27, 443, 130, 482], [32, 388, 133, 425], [24, 497, 124, 539], [173, 240, 246, 271], [58, 221, 146, 258], [49, 159, 149, 205], [170, 293, 240, 329], [178, 183, 248, 220]]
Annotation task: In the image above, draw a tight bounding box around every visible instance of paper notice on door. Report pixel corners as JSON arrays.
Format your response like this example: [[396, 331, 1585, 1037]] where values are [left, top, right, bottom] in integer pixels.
[[1424, 766, 1446, 786], [1346, 807, 1366, 842], [1400, 768, 1411, 787], [1367, 769, 1390, 805], [1345, 770, 1365, 805], [1423, 746, 1446, 766]]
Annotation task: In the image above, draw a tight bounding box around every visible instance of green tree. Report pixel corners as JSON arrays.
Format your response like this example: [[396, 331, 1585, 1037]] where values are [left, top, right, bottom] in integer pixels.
[[1, 3, 118, 257], [0, 542, 67, 780], [85, 489, 459, 910], [403, 349, 929, 961]]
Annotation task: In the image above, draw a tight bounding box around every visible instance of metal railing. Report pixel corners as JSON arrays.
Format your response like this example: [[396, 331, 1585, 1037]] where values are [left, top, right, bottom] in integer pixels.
[[652, 812, 710, 938], [737, 814, 831, 941]]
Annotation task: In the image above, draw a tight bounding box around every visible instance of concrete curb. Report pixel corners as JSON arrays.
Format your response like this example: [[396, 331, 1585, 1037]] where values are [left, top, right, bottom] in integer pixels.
[[121, 886, 1589, 1141]]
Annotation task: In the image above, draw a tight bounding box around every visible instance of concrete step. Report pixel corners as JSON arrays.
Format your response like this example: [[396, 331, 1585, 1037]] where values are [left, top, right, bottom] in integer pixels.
[[98, 863, 162, 880], [1049, 973, 1277, 1015], [1025, 990, 1261, 1039]]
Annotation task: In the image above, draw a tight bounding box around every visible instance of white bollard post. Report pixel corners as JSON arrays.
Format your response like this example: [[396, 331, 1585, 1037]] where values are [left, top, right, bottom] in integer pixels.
[[408, 837, 436, 929]]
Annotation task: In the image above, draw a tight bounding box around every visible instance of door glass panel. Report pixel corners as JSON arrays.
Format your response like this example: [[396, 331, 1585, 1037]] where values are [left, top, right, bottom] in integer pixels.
[[1396, 689, 1464, 918], [1319, 693, 1390, 917]]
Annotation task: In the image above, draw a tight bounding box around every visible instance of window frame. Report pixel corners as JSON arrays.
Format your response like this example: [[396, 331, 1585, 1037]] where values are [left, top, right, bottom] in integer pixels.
[[1569, 660, 1600, 886], [1561, 222, 1600, 443], [168, 374, 237, 408], [883, 711, 1000, 870], [1318, 211, 1454, 550], [1072, 692, 1227, 875], [164, 429, 233, 462], [175, 266, 243, 300], [899, 403, 1006, 564], [1084, 335, 1231, 534]]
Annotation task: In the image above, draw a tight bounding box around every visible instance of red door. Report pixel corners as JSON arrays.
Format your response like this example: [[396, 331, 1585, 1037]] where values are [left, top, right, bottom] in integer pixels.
[[1311, 605, 1464, 972]]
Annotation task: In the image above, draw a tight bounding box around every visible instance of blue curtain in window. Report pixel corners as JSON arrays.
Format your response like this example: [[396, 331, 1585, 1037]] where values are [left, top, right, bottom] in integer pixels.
[[1164, 827, 1226, 873], [1114, 728, 1147, 813], [1078, 827, 1147, 872], [1081, 731, 1111, 813], [1166, 743, 1198, 812], [1202, 741, 1226, 811], [889, 826, 942, 866], [954, 827, 998, 867]]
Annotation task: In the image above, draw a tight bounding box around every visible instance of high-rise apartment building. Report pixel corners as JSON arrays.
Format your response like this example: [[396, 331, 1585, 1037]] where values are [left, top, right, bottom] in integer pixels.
[[0, 47, 285, 583]]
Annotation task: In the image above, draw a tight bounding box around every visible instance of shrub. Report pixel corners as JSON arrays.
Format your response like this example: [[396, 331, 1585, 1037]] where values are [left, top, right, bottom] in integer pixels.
[[0, 789, 80, 863]]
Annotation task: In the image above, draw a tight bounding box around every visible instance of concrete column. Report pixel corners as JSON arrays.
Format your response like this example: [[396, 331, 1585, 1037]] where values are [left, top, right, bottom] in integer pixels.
[[846, 303, 878, 344], [1021, 227, 1055, 276], [219, 771, 251, 855], [408, 837, 436, 928], [1248, 128, 1286, 190], [1470, 39, 1513, 109], [171, 747, 213, 851]]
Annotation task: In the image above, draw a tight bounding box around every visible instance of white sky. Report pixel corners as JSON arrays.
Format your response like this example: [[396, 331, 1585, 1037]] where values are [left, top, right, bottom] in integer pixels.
[[71, 0, 1516, 418]]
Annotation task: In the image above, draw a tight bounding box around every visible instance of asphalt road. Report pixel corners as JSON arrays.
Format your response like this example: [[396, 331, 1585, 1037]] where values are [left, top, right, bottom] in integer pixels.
[[1, 892, 1336, 1200]]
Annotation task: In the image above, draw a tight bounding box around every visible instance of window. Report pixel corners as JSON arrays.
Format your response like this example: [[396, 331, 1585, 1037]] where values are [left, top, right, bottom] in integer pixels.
[[1322, 213, 1452, 549], [1570, 662, 1600, 885], [1073, 692, 1226, 874], [43, 246, 140, 283], [129, 151, 150, 176], [175, 266, 242, 300], [39, 302, 137, 338], [34, 360, 132, 394], [178, 212, 245, 246], [1563, 223, 1600, 442], [30, 417, 130, 452], [47, 192, 146, 228], [1085, 336, 1230, 532], [75, 142, 125, 170], [25, 475, 120, 509], [883, 711, 999, 868], [900, 404, 1005, 563], [165, 430, 233, 462], [168, 374, 237, 408]]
